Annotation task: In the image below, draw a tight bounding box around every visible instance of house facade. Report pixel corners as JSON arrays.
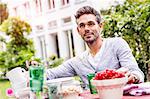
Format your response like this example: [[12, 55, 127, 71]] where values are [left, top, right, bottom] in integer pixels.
[[1, 0, 124, 61]]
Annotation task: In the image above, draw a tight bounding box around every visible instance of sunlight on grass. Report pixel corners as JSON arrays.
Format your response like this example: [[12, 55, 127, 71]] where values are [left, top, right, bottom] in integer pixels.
[[0, 79, 11, 99]]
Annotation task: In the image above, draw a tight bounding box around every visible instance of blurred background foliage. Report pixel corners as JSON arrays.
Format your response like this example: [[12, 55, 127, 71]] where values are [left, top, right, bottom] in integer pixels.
[[102, 0, 150, 80], [47, 54, 64, 68], [0, 17, 35, 72]]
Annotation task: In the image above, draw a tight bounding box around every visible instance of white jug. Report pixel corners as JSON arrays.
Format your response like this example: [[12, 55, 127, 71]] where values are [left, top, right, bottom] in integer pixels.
[[6, 67, 29, 98], [6, 67, 27, 84]]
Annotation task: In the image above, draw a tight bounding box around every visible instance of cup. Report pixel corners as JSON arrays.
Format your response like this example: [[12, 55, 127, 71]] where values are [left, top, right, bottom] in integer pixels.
[[29, 66, 44, 92], [87, 73, 97, 94], [46, 77, 74, 99], [47, 82, 62, 99], [6, 67, 27, 84]]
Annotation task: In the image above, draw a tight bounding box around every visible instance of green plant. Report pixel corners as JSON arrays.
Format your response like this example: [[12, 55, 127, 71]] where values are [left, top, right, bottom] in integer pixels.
[[47, 54, 64, 68], [102, 0, 150, 80], [0, 17, 35, 70]]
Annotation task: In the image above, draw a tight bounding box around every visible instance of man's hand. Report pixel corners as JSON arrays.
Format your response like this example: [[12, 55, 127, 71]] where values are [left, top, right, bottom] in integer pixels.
[[125, 72, 139, 84], [116, 67, 139, 84]]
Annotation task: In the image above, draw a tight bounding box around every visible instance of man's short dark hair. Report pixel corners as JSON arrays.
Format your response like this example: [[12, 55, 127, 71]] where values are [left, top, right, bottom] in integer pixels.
[[75, 6, 102, 24]]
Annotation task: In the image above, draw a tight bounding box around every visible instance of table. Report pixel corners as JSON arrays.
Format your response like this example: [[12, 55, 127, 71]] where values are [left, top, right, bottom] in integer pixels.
[[80, 91, 150, 99]]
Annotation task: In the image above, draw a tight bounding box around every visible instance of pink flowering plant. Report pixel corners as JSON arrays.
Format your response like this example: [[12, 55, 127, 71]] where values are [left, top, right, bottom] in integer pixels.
[[6, 88, 14, 97]]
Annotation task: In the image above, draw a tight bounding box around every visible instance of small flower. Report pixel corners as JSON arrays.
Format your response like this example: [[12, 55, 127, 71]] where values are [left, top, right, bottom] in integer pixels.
[[6, 88, 14, 97]]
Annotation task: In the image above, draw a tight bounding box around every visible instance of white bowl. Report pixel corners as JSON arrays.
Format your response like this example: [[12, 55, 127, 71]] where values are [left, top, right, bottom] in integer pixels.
[[92, 77, 128, 99]]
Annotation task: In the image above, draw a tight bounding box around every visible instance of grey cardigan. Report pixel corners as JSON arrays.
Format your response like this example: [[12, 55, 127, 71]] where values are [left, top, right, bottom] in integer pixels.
[[46, 37, 144, 87]]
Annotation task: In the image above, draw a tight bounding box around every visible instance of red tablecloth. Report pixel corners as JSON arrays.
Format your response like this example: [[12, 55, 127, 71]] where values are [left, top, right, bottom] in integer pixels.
[[80, 91, 150, 99]]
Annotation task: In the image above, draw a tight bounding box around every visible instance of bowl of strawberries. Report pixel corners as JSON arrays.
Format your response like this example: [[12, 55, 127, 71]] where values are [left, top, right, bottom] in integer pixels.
[[91, 69, 128, 99]]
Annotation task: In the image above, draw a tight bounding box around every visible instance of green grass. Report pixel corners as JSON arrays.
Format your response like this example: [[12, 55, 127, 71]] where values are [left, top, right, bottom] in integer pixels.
[[0, 79, 11, 99]]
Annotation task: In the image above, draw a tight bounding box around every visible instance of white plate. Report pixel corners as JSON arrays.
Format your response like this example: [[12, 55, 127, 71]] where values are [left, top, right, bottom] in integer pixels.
[[46, 77, 74, 84]]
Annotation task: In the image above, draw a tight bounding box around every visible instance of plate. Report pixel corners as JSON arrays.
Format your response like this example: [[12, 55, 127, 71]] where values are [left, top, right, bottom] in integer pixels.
[[46, 77, 74, 84]]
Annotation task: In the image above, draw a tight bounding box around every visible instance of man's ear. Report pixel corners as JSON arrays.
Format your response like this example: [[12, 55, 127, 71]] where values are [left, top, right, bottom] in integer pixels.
[[77, 27, 80, 35], [99, 22, 104, 29]]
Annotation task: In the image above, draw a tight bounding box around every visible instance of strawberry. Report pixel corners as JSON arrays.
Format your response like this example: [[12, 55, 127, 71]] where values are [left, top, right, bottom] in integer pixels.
[[94, 69, 125, 80]]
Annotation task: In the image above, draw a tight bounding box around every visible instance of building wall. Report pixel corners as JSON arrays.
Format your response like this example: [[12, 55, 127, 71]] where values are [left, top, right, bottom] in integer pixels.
[[2, 0, 124, 61]]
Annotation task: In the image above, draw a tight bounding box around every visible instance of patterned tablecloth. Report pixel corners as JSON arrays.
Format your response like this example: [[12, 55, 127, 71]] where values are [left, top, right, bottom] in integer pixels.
[[80, 91, 150, 99]]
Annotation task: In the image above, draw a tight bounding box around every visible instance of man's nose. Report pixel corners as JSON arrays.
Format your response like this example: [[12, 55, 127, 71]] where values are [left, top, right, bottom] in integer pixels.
[[84, 24, 90, 33], [84, 24, 90, 30]]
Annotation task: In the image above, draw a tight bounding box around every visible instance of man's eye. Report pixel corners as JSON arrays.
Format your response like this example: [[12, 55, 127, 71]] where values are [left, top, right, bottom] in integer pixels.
[[88, 22, 95, 26], [79, 24, 85, 28]]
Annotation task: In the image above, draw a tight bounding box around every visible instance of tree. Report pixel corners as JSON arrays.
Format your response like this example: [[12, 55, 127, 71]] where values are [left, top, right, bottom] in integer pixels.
[[0, 17, 35, 70], [102, 0, 150, 80], [0, 3, 9, 25]]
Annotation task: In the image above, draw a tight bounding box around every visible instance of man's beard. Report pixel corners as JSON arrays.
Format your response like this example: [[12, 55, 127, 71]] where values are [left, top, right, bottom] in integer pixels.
[[84, 34, 99, 44]]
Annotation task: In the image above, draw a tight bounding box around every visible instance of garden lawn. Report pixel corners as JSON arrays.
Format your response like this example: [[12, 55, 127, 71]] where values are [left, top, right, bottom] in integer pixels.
[[0, 79, 11, 99]]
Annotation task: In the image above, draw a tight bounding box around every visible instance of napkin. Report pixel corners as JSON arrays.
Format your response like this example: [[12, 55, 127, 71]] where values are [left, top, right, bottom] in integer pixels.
[[123, 82, 150, 96]]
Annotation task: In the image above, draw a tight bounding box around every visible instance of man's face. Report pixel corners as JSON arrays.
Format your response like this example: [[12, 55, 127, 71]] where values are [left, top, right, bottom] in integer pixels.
[[77, 14, 102, 44]]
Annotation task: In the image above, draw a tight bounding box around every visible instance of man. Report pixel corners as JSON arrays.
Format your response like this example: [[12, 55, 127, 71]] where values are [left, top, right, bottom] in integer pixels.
[[46, 6, 144, 88]]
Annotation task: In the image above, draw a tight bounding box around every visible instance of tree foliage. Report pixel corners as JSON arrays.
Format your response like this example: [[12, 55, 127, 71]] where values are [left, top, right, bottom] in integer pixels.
[[102, 0, 150, 80], [0, 17, 34, 70], [0, 3, 9, 25]]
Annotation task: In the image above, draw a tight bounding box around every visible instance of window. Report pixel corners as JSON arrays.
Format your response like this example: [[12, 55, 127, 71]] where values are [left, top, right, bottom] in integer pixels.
[[50, 33, 60, 57], [65, 30, 75, 58], [62, 17, 71, 25], [39, 0, 42, 12], [61, 0, 70, 6], [36, 25, 44, 31], [75, 0, 86, 4], [34, 0, 42, 14], [48, 20, 57, 29], [39, 36, 47, 60], [13, 7, 18, 16], [23, 2, 31, 17], [47, 0, 55, 9], [63, 17, 71, 23], [35, 0, 39, 13]]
